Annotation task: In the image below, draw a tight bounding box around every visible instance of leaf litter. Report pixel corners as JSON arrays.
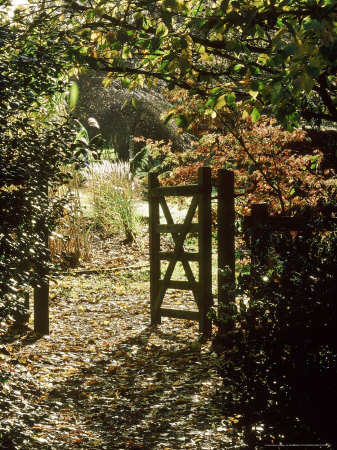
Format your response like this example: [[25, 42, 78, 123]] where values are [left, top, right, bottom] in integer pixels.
[[0, 233, 242, 449]]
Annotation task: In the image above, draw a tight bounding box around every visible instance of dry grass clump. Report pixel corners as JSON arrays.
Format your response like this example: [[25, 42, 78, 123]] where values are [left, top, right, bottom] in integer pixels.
[[49, 165, 90, 267]]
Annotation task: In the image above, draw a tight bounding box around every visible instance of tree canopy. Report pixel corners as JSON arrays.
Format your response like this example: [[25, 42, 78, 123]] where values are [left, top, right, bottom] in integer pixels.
[[28, 0, 337, 129]]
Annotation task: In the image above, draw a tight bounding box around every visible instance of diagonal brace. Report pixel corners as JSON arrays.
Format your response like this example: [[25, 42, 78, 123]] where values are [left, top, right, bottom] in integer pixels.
[[159, 196, 200, 308], [154, 195, 199, 318]]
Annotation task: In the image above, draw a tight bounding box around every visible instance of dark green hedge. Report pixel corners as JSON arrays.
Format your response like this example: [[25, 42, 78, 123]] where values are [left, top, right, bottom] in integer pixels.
[[217, 212, 337, 447], [0, 11, 82, 323]]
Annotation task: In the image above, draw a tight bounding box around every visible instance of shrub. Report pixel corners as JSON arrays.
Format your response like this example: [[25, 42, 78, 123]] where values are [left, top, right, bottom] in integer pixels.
[[147, 87, 336, 215], [131, 138, 180, 179], [216, 211, 337, 447], [164, 117, 334, 214], [0, 9, 82, 322]]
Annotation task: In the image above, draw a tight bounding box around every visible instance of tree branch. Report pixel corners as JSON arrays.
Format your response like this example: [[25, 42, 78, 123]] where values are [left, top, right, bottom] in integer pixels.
[[314, 74, 337, 123]]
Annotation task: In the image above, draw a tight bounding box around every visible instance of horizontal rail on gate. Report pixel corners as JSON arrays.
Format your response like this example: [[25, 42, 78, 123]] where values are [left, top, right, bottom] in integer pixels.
[[159, 251, 199, 261], [150, 185, 202, 197], [158, 280, 200, 290], [156, 223, 199, 233], [160, 308, 200, 320]]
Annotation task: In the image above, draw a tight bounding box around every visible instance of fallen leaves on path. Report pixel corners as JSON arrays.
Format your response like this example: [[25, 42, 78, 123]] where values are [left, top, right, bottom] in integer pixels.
[[1, 234, 242, 449]]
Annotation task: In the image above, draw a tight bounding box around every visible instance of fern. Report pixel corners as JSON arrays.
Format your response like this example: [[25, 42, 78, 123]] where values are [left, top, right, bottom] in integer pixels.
[[130, 147, 151, 177]]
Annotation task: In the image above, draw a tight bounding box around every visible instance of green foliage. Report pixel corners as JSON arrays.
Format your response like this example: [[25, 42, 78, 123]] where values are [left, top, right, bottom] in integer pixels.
[[16, 1, 336, 216], [0, 8, 82, 322], [73, 118, 108, 162], [216, 213, 337, 446], [130, 138, 179, 178], [39, 0, 337, 129]]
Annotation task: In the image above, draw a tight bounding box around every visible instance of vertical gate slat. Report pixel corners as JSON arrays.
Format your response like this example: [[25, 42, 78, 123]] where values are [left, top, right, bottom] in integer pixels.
[[149, 173, 161, 325], [198, 167, 212, 336], [217, 169, 235, 329]]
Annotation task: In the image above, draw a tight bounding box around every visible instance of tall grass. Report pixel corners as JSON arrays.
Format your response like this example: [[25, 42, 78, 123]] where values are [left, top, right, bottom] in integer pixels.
[[82, 160, 142, 244], [49, 165, 91, 267]]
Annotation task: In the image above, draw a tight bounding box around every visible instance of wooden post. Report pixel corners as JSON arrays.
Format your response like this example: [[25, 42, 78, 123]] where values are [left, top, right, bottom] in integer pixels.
[[250, 203, 269, 281], [23, 289, 29, 325], [24, 291, 29, 311], [198, 167, 212, 336], [33, 181, 49, 335], [217, 169, 235, 327], [149, 172, 161, 325], [34, 223, 49, 335], [34, 274, 49, 334]]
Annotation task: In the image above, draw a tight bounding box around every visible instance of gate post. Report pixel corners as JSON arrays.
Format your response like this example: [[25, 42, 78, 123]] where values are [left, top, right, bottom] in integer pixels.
[[217, 169, 235, 328], [198, 167, 212, 336], [149, 172, 161, 325], [33, 180, 49, 335], [34, 271, 49, 334], [250, 203, 269, 280], [34, 220, 50, 335]]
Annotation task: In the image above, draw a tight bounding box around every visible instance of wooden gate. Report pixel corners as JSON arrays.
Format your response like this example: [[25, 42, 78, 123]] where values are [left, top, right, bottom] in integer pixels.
[[148, 166, 212, 335]]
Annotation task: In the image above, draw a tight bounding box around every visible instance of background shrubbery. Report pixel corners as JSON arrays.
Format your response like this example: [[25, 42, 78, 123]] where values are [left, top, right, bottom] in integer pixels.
[[133, 109, 335, 216]]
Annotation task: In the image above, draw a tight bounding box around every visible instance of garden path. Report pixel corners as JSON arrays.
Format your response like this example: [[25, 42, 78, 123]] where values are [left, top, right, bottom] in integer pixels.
[[0, 233, 241, 449]]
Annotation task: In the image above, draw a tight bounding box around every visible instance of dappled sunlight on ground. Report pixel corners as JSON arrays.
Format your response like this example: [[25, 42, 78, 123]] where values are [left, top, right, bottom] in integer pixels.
[[0, 234, 241, 449]]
